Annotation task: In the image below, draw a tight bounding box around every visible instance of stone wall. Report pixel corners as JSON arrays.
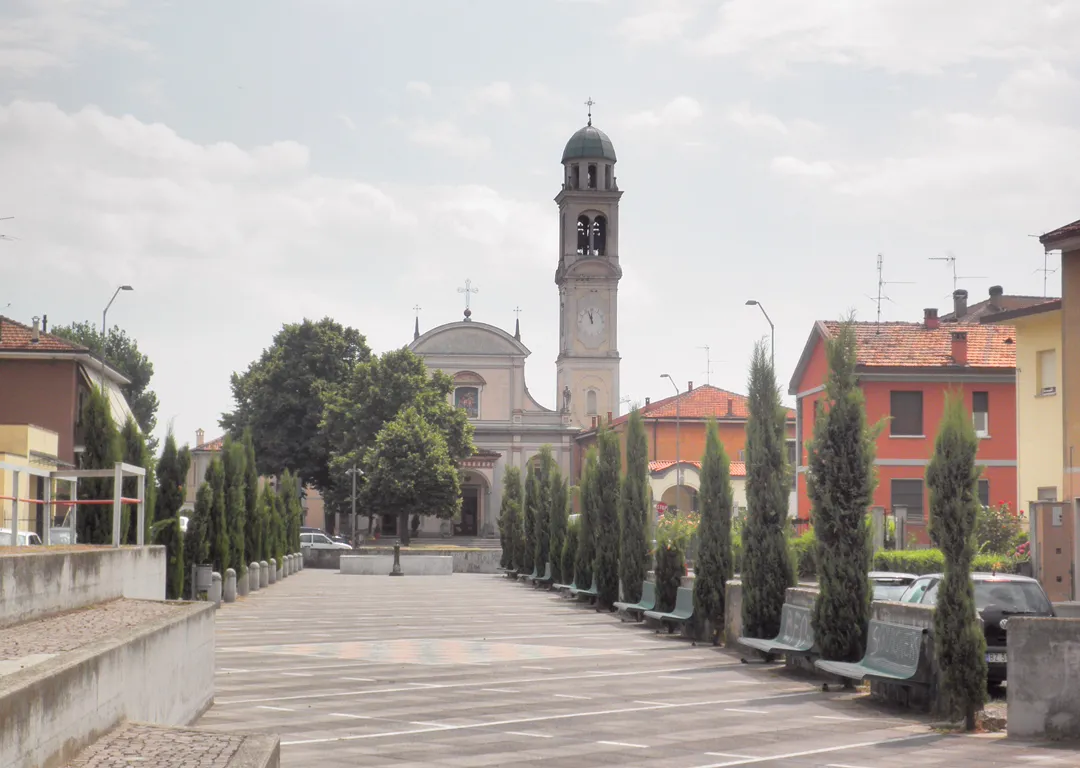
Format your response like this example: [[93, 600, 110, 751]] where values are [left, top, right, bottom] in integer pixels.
[[1008, 617, 1080, 739], [0, 601, 215, 768], [0, 547, 166, 629], [306, 547, 503, 573]]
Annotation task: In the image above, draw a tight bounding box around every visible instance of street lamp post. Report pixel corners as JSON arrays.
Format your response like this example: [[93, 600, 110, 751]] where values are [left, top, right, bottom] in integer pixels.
[[660, 374, 681, 513], [345, 466, 363, 546], [101, 285, 134, 378], [745, 299, 775, 368]]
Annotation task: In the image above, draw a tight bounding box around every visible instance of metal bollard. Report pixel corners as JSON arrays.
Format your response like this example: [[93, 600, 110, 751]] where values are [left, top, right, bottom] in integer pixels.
[[237, 566, 250, 597], [260, 560, 270, 588], [210, 572, 222, 607], [224, 568, 237, 603], [268, 559, 277, 584], [250, 562, 260, 591]]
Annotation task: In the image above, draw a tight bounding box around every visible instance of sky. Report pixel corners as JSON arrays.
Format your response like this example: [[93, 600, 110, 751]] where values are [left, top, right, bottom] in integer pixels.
[[2, 0, 1080, 451]]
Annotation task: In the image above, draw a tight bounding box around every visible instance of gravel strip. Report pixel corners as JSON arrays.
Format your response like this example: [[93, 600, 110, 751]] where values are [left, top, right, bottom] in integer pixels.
[[0, 599, 181, 660], [65, 723, 245, 767]]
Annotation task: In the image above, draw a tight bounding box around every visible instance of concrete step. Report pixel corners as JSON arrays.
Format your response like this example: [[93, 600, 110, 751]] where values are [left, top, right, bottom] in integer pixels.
[[63, 722, 279, 767]]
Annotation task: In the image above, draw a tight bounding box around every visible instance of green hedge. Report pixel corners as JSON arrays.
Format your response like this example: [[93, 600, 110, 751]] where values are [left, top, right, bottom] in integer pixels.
[[790, 529, 817, 580], [873, 548, 1023, 575]]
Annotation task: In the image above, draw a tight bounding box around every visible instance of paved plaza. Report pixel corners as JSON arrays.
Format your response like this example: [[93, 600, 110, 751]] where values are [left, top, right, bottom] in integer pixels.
[[197, 570, 1079, 767]]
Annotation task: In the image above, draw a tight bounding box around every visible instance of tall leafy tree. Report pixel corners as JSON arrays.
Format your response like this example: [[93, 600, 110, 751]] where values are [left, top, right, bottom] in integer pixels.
[[222, 436, 247, 573], [498, 466, 523, 569], [927, 391, 987, 730], [533, 446, 554, 571], [549, 463, 569, 583], [693, 419, 735, 643], [561, 515, 579, 587], [323, 347, 473, 528], [206, 458, 229, 573], [619, 409, 650, 604], [742, 340, 796, 639], [120, 415, 155, 544], [242, 430, 261, 563], [594, 427, 622, 610], [221, 317, 371, 491], [807, 319, 878, 662], [51, 322, 160, 452], [521, 463, 538, 575], [77, 385, 122, 545], [154, 432, 190, 599], [574, 448, 600, 590], [360, 407, 461, 546]]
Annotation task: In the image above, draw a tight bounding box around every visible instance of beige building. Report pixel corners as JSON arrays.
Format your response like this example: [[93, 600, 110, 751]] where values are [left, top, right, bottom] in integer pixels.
[[0, 424, 62, 533]]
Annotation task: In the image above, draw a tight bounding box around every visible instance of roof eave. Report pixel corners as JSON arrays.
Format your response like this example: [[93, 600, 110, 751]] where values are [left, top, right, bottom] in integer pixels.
[[788, 321, 830, 396], [980, 300, 1062, 324], [0, 349, 132, 387]]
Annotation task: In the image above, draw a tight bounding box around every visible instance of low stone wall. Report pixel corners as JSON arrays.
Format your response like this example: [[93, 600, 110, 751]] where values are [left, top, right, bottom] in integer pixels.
[[1053, 602, 1080, 618], [0, 547, 166, 629], [340, 555, 453, 576], [309, 547, 503, 573], [1008, 617, 1080, 739], [724, 580, 743, 649], [0, 600, 215, 768]]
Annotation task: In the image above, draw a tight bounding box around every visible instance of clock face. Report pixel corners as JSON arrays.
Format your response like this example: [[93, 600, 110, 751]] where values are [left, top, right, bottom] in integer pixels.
[[577, 306, 605, 338]]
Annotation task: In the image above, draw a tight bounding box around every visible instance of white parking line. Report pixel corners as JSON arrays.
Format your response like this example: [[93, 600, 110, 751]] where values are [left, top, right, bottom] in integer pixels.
[[505, 731, 552, 739], [280, 672, 312, 677], [520, 666, 553, 671], [689, 733, 939, 767], [554, 694, 590, 700], [814, 715, 861, 721], [255, 705, 295, 712], [341, 677, 376, 682], [329, 713, 370, 720], [598, 740, 648, 748], [725, 708, 768, 714], [706, 753, 754, 760], [481, 688, 520, 693]]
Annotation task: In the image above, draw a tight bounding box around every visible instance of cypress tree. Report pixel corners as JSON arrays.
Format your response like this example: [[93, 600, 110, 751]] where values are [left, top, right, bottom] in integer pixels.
[[693, 419, 735, 643], [562, 515, 579, 586], [522, 463, 538, 575], [619, 409, 650, 604], [742, 340, 796, 638], [534, 445, 554, 571], [155, 433, 189, 598], [549, 466, 569, 584], [152, 515, 185, 599], [594, 427, 622, 609], [222, 436, 247, 573], [927, 391, 987, 730], [77, 385, 122, 544], [574, 448, 599, 590], [206, 458, 229, 572], [184, 482, 211, 582], [120, 416, 153, 544], [806, 319, 877, 662], [499, 466, 523, 570], [281, 470, 302, 552], [242, 430, 260, 563], [272, 484, 287, 565], [257, 484, 276, 563]]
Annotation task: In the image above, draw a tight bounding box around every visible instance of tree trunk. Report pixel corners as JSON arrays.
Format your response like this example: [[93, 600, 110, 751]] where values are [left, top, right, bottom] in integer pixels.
[[965, 708, 976, 732], [399, 510, 410, 546]]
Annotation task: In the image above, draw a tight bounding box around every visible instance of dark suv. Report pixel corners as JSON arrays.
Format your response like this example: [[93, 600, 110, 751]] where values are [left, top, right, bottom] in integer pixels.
[[898, 572, 1055, 685]]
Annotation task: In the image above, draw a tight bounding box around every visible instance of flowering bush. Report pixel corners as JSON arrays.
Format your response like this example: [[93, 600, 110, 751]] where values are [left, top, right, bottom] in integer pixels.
[[654, 510, 697, 611], [975, 501, 1027, 556]]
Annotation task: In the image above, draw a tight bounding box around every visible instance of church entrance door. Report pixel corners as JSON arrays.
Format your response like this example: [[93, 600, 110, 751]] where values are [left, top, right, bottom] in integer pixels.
[[457, 487, 480, 537]]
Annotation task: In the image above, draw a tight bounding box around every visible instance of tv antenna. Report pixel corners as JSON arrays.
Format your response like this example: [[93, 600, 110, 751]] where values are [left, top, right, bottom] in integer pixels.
[[929, 251, 985, 295], [697, 345, 715, 385], [0, 216, 16, 242], [867, 253, 913, 324], [1028, 235, 1059, 297]]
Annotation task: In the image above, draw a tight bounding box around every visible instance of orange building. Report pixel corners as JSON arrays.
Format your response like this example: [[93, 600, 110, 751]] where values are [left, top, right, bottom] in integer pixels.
[[574, 384, 796, 515], [788, 313, 1018, 545]]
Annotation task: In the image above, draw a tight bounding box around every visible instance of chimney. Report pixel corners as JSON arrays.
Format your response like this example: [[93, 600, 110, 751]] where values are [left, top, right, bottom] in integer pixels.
[[196, 428, 205, 447], [687, 381, 694, 392], [607, 411, 612, 424], [31, 316, 40, 343], [644, 397, 651, 407], [923, 308, 939, 330], [951, 331, 968, 366], [988, 285, 1004, 310], [952, 289, 968, 320], [727, 398, 734, 417]]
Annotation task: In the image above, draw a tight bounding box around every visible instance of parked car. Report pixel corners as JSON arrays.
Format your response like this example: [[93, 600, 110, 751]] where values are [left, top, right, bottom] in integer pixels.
[[300, 526, 325, 536], [869, 571, 918, 601], [0, 529, 43, 546], [300, 532, 352, 551], [898, 572, 1055, 686]]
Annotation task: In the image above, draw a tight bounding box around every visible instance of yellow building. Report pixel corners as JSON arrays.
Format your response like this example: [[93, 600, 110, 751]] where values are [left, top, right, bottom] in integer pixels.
[[984, 299, 1063, 507], [0, 424, 62, 533]]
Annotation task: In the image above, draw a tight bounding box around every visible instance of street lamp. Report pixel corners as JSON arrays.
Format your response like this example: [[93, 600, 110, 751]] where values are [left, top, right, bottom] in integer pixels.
[[660, 374, 682, 514], [745, 299, 775, 368], [345, 466, 363, 546], [101, 285, 133, 378]]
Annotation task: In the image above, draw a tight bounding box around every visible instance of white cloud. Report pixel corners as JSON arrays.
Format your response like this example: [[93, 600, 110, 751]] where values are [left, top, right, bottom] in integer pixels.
[[727, 103, 820, 136], [623, 96, 703, 129], [690, 0, 1080, 74], [337, 113, 356, 131], [468, 81, 513, 110], [996, 60, 1080, 115], [771, 155, 835, 179], [405, 119, 491, 157], [405, 80, 432, 97], [615, 2, 700, 45]]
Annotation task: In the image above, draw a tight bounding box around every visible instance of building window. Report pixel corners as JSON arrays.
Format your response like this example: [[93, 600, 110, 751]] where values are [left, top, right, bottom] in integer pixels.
[[586, 390, 598, 416], [454, 387, 479, 419], [972, 391, 989, 437], [1037, 487, 1058, 501], [891, 478, 924, 525], [737, 449, 746, 461], [890, 391, 923, 436], [1037, 349, 1057, 395], [977, 478, 990, 508]]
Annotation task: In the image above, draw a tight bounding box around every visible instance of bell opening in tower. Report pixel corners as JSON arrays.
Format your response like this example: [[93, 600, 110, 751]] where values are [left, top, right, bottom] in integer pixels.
[[576, 215, 590, 255], [591, 216, 607, 256], [587, 164, 597, 189]]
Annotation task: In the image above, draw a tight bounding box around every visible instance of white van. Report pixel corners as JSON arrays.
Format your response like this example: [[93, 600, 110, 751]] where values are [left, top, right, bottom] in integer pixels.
[[0, 529, 43, 546]]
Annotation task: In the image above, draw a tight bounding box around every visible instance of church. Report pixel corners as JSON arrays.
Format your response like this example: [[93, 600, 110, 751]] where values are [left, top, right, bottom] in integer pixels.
[[405, 113, 623, 539]]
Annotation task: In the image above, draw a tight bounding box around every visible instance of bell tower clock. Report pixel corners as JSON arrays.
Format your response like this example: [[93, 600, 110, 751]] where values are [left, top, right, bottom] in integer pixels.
[[555, 100, 622, 430]]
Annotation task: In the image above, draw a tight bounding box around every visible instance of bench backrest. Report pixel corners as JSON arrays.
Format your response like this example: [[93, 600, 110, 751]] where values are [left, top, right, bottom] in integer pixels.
[[673, 587, 693, 616], [541, 562, 552, 580], [777, 603, 814, 649], [864, 619, 924, 674], [639, 581, 656, 607]]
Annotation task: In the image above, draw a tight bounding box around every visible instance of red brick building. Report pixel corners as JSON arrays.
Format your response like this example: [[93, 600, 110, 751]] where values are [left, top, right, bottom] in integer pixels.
[[788, 313, 1018, 544]]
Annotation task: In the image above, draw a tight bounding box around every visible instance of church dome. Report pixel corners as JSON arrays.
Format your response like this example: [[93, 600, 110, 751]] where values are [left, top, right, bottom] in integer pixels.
[[561, 125, 617, 164]]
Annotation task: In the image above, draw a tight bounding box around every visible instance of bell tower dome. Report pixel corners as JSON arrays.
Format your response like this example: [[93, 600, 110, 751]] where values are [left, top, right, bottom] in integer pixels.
[[555, 99, 623, 430]]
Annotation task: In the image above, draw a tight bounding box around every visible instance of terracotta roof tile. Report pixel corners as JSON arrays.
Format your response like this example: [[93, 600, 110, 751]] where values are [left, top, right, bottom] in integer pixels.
[[939, 294, 1050, 322], [821, 321, 1015, 369], [610, 384, 795, 428], [195, 436, 224, 451], [649, 459, 746, 478], [1039, 217, 1080, 246], [0, 316, 86, 352]]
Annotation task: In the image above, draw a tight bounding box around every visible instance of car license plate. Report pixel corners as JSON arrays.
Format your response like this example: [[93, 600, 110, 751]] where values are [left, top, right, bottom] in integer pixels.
[[986, 652, 1007, 664]]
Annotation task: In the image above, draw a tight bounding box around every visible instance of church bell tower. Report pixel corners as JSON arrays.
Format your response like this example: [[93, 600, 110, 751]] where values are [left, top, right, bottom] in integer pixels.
[[555, 101, 622, 430]]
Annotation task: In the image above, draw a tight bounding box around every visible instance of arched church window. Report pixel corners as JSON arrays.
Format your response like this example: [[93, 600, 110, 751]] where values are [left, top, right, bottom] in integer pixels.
[[587, 164, 597, 189], [591, 215, 607, 256], [576, 215, 590, 255], [586, 390, 598, 416], [570, 164, 580, 189], [605, 164, 612, 190], [454, 387, 479, 419]]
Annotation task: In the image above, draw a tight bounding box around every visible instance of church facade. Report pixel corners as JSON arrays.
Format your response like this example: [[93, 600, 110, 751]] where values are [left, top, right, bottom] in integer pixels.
[[406, 115, 623, 538]]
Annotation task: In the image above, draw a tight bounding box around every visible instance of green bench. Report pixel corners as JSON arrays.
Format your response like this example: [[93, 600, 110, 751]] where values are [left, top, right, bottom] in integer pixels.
[[518, 566, 538, 584], [613, 582, 656, 622], [497, 566, 518, 579], [814, 619, 927, 692], [569, 577, 598, 603], [644, 586, 693, 633], [552, 578, 576, 593], [533, 562, 554, 589], [739, 603, 814, 663]]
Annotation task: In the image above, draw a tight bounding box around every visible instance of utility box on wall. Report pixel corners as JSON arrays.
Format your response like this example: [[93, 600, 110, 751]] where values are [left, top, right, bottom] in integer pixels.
[[1030, 500, 1074, 602]]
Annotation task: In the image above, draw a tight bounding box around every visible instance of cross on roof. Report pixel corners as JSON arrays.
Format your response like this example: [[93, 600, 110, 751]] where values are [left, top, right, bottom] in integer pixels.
[[412, 304, 422, 317], [513, 306, 522, 318], [585, 97, 595, 126], [457, 279, 478, 310]]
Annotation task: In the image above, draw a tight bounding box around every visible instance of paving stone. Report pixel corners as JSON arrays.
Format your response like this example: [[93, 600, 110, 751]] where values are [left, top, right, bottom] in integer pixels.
[[64, 723, 244, 767]]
